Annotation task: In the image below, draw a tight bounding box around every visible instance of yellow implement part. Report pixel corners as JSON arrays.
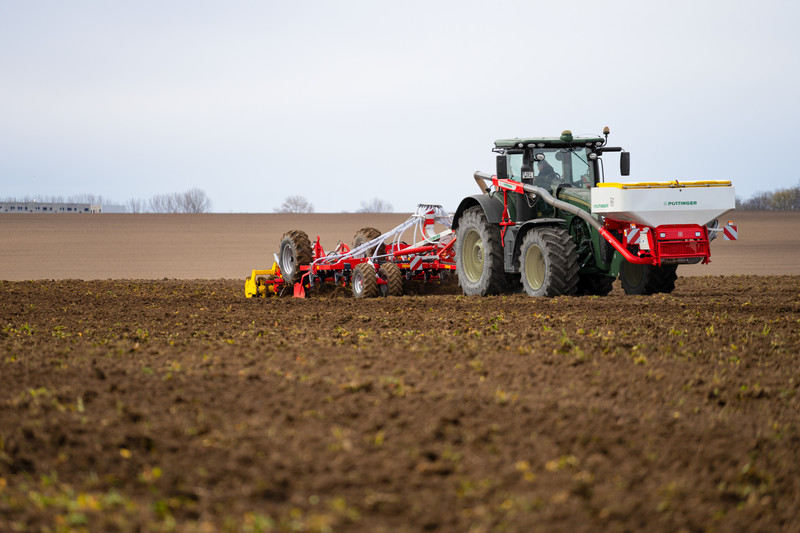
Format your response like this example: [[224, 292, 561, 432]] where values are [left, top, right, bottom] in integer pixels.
[[598, 180, 732, 189], [244, 262, 282, 298]]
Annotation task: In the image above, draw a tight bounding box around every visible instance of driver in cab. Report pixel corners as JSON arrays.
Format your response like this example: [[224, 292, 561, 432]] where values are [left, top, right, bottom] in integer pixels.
[[535, 160, 559, 188]]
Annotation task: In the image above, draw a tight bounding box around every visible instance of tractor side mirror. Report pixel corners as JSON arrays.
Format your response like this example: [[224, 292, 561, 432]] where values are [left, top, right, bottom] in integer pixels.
[[620, 152, 630, 176], [496, 155, 508, 180]]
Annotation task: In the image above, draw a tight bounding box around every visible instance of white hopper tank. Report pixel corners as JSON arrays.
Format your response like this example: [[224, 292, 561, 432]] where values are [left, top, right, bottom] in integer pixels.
[[590, 180, 735, 227]]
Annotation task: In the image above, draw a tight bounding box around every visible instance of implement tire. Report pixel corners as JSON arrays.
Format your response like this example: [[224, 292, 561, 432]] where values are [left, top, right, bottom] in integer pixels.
[[620, 262, 678, 295], [378, 263, 403, 297], [519, 226, 579, 297], [352, 262, 379, 298], [278, 230, 312, 285], [455, 206, 509, 296], [353, 227, 386, 258]]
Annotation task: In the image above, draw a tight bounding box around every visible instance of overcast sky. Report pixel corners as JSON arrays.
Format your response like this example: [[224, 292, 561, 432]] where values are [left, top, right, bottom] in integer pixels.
[[2, 1, 798, 213]]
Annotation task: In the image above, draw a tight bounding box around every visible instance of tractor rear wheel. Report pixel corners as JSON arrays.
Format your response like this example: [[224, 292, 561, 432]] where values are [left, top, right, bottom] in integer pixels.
[[519, 226, 579, 297], [455, 206, 509, 296], [577, 274, 615, 296], [353, 227, 386, 258], [278, 230, 312, 285], [619, 262, 678, 295], [378, 263, 403, 296], [352, 262, 379, 298]]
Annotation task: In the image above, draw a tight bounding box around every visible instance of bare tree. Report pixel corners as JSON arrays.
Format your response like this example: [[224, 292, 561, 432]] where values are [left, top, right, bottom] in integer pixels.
[[770, 186, 800, 210], [738, 186, 798, 210], [275, 195, 314, 213], [177, 188, 212, 213], [737, 192, 772, 210], [357, 197, 393, 213], [2, 195, 65, 203], [3, 189, 212, 213], [149, 193, 179, 213], [145, 189, 211, 213], [69, 193, 106, 206], [126, 198, 147, 213]]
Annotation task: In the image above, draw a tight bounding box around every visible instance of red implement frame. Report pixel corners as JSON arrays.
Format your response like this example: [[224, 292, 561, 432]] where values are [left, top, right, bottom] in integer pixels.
[[284, 204, 457, 297]]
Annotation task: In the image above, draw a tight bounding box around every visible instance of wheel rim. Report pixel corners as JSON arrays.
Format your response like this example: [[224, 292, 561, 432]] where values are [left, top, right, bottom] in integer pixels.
[[524, 243, 545, 290], [281, 246, 295, 277], [462, 229, 484, 283], [353, 275, 362, 295], [622, 261, 644, 287]]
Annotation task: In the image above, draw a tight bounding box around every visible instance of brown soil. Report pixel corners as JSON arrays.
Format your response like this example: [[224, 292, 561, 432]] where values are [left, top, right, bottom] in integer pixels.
[[2, 276, 800, 531], [1, 210, 799, 280]]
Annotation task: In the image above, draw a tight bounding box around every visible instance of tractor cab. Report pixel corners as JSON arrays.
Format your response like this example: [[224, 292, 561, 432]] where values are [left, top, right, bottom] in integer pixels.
[[491, 130, 629, 221], [493, 130, 629, 187]]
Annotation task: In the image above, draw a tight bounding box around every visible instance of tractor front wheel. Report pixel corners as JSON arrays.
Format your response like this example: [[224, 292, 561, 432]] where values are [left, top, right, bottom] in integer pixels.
[[352, 262, 379, 298], [455, 206, 510, 296], [619, 261, 678, 295], [519, 226, 579, 297], [278, 230, 312, 285]]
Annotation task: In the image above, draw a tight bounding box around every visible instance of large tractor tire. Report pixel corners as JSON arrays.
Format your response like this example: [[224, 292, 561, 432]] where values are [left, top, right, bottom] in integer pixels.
[[455, 206, 511, 296], [378, 263, 403, 297], [619, 262, 678, 295], [352, 262, 379, 298], [518, 226, 580, 297], [278, 230, 313, 285], [353, 227, 386, 258], [577, 274, 615, 296]]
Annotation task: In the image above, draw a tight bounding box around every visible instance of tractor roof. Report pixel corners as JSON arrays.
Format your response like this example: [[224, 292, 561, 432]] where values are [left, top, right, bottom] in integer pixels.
[[494, 131, 605, 150]]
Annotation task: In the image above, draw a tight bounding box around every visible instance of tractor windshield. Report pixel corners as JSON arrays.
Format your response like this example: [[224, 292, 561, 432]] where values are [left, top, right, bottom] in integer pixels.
[[533, 147, 595, 188]]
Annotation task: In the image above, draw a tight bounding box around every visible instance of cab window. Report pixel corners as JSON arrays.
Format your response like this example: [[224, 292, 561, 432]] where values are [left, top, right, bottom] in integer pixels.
[[567, 148, 594, 187], [505, 153, 523, 181]]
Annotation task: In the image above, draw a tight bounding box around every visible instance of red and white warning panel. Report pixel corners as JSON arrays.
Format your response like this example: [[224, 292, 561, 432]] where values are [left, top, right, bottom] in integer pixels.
[[624, 226, 640, 246], [723, 221, 738, 241]]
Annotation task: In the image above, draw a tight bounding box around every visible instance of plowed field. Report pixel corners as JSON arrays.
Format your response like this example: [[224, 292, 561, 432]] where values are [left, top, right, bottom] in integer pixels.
[[2, 276, 800, 532]]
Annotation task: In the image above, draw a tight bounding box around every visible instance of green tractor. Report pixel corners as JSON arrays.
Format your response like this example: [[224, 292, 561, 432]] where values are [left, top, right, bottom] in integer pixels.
[[452, 127, 736, 297]]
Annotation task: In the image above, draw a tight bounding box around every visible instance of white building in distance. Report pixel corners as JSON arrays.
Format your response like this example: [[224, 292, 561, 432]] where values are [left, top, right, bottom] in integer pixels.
[[0, 202, 127, 213]]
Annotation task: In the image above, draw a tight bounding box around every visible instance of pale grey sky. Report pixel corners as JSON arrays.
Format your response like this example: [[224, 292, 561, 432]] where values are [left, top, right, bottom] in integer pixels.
[[2, 0, 798, 212]]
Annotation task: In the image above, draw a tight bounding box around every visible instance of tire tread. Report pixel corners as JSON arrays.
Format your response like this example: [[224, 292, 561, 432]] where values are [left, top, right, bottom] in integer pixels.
[[278, 230, 313, 285], [455, 207, 510, 295]]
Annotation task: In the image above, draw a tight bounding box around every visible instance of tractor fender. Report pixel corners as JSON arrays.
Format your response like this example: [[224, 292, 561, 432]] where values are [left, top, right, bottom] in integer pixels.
[[453, 194, 504, 230]]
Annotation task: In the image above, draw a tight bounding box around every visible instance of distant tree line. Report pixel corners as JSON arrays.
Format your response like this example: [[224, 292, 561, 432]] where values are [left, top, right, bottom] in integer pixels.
[[274, 195, 394, 213], [127, 188, 212, 213], [2, 188, 212, 213], [736, 182, 800, 210]]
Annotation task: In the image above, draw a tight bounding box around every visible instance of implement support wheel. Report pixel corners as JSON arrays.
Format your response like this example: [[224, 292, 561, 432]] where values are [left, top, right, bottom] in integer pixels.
[[352, 262, 379, 298], [278, 230, 313, 285], [378, 262, 403, 297], [353, 227, 386, 258]]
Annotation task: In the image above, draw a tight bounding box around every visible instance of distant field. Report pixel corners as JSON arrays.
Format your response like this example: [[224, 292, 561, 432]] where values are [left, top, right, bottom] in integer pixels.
[[1, 211, 797, 280]]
